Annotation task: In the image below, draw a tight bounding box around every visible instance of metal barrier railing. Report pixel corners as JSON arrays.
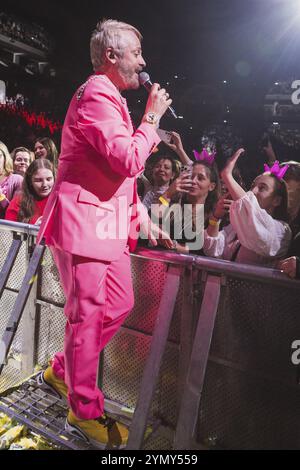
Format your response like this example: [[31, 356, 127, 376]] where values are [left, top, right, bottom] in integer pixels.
[[0, 219, 39, 236], [135, 247, 300, 289], [0, 220, 299, 450], [0, 222, 45, 381]]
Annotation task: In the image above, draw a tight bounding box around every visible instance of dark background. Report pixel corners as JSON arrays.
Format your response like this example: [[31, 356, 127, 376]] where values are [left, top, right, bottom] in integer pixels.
[[1, 0, 300, 173], [4, 0, 300, 88]]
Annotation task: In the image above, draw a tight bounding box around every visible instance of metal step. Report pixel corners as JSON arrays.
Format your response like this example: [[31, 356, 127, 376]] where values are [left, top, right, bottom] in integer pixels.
[[0, 376, 167, 450], [0, 377, 99, 450]]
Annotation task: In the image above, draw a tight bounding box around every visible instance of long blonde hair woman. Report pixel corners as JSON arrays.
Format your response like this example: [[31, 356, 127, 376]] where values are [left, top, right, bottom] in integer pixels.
[[0, 141, 23, 218]]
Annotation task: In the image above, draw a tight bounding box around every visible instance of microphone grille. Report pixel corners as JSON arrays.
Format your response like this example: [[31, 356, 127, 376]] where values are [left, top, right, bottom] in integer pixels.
[[139, 71, 150, 85]]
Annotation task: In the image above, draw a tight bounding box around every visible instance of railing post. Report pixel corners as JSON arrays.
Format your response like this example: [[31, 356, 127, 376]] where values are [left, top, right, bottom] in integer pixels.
[[126, 264, 181, 450], [177, 266, 195, 407], [21, 235, 39, 378], [174, 274, 221, 449], [0, 242, 45, 375]]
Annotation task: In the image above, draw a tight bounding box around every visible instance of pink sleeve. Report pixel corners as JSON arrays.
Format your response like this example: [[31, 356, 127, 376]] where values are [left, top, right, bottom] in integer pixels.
[[76, 79, 160, 177], [8, 173, 23, 201]]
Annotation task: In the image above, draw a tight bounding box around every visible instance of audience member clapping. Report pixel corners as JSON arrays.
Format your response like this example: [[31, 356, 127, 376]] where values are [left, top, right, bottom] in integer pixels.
[[203, 149, 292, 267], [218, 160, 246, 228]]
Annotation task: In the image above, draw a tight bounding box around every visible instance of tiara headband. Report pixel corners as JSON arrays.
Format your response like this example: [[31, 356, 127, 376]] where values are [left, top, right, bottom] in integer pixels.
[[193, 148, 216, 166], [263, 160, 289, 180]]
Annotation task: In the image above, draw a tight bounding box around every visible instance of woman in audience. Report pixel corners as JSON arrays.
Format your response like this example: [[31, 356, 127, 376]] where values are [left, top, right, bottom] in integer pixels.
[[11, 146, 33, 176], [34, 137, 58, 168], [140, 152, 181, 210], [277, 162, 300, 279], [203, 149, 291, 267], [139, 132, 194, 210], [5, 159, 54, 225], [282, 161, 300, 236], [152, 156, 220, 254], [0, 141, 23, 218]]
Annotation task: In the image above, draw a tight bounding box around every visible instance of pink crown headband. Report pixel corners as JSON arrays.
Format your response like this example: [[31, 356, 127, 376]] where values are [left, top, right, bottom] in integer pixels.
[[263, 160, 289, 180], [193, 148, 216, 166]]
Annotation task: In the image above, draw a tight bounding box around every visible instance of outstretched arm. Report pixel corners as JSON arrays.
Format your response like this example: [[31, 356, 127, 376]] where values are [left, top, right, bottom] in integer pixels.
[[220, 148, 246, 201], [166, 132, 193, 165]]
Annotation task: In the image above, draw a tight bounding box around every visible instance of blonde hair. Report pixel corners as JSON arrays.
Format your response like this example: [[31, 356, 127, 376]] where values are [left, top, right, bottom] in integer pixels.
[[90, 19, 142, 71], [0, 141, 13, 176]]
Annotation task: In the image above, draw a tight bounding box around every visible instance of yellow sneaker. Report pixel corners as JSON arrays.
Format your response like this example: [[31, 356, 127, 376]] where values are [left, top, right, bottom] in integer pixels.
[[65, 410, 128, 449], [36, 366, 68, 401]]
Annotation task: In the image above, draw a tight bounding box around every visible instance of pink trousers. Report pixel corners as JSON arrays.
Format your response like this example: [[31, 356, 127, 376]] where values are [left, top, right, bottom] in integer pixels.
[[50, 246, 134, 420]]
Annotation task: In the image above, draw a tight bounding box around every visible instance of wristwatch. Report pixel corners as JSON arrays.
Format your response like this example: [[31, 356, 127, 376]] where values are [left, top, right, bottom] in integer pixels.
[[144, 111, 159, 125]]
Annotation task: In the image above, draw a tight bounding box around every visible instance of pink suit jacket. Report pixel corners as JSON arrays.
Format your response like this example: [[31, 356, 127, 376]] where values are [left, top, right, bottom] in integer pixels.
[[37, 73, 160, 261]]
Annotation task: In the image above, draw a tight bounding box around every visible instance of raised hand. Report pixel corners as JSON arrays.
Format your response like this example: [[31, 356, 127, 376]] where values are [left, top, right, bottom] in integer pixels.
[[166, 131, 192, 165], [221, 148, 245, 180], [165, 173, 193, 200], [167, 132, 184, 153], [220, 148, 246, 201]]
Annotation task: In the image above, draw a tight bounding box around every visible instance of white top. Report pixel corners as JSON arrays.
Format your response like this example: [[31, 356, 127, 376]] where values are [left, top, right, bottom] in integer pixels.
[[203, 191, 292, 267]]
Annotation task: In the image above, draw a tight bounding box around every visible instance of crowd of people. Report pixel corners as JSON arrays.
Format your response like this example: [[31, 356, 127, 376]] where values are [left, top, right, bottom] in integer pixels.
[[0, 137, 56, 225], [0, 100, 62, 140], [0, 17, 298, 450], [0, 12, 53, 53], [267, 125, 300, 152], [136, 131, 300, 278], [0, 122, 299, 280]]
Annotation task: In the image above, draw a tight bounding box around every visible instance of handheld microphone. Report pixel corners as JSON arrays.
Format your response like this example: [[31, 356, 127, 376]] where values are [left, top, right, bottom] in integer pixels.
[[139, 72, 178, 119]]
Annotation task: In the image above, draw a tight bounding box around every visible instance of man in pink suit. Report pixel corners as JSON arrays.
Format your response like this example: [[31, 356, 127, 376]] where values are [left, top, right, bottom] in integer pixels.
[[36, 19, 173, 448]]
